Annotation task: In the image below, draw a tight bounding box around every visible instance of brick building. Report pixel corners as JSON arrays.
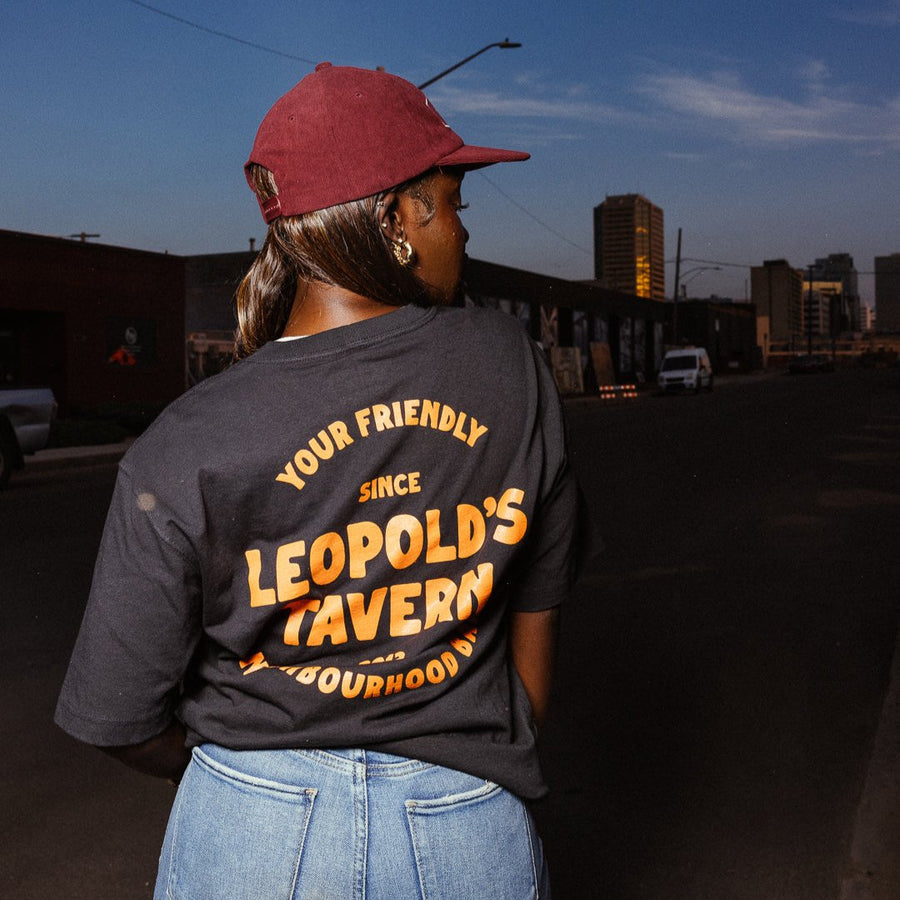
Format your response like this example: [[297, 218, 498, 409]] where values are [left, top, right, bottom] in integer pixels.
[[0, 230, 185, 414]]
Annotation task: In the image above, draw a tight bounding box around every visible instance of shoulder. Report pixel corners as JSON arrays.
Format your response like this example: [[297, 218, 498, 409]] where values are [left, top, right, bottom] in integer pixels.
[[428, 305, 558, 408], [435, 304, 525, 332], [122, 355, 259, 468], [431, 305, 538, 356]]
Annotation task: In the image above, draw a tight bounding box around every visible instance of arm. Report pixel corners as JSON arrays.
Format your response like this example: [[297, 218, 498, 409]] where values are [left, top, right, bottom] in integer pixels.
[[510, 606, 560, 731], [56, 467, 202, 784], [99, 719, 191, 783]]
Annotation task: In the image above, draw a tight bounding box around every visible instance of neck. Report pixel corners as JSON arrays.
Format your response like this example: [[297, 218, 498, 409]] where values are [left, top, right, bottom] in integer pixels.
[[281, 281, 397, 336]]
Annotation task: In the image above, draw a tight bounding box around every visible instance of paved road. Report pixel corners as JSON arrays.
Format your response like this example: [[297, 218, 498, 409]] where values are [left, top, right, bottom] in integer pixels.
[[2, 367, 899, 898], [536, 368, 900, 899]]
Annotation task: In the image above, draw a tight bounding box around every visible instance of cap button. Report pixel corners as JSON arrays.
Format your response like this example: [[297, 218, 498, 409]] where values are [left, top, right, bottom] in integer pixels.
[[315, 62, 332, 72]]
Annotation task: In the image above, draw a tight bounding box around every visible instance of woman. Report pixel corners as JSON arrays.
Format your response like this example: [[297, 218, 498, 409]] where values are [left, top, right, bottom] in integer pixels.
[[56, 63, 577, 899]]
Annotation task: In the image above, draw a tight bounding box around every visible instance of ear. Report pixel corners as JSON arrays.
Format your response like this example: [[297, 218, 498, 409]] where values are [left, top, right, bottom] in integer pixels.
[[376, 191, 405, 242]]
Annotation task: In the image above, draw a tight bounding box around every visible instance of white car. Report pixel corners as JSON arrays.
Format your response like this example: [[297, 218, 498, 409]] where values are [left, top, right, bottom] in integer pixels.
[[657, 348, 714, 394], [0, 387, 57, 487]]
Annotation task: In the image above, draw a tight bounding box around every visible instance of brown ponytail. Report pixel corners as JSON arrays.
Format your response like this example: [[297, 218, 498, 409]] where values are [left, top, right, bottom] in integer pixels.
[[234, 165, 436, 359]]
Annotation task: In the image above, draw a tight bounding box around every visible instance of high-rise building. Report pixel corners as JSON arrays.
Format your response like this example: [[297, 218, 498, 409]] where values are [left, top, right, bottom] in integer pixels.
[[750, 259, 804, 347], [593, 194, 665, 301], [808, 253, 860, 332], [801, 278, 842, 338], [875, 254, 900, 332]]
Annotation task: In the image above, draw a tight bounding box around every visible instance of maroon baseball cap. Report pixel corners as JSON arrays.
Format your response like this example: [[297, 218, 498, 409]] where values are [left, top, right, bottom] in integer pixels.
[[246, 62, 529, 223]]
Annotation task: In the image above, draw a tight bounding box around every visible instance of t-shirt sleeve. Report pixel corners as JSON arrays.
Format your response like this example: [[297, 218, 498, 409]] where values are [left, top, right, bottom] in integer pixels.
[[508, 460, 578, 613], [507, 342, 580, 613], [54, 466, 202, 746]]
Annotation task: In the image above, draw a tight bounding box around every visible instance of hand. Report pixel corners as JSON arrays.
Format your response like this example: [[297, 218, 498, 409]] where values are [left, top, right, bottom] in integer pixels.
[[510, 606, 560, 730], [99, 720, 191, 782]]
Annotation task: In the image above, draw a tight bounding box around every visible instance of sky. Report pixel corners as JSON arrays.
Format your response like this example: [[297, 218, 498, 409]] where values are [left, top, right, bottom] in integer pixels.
[[3, 0, 899, 308]]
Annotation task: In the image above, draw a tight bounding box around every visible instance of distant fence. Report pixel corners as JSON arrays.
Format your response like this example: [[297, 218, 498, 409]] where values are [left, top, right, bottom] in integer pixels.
[[186, 331, 235, 387], [768, 336, 900, 367]]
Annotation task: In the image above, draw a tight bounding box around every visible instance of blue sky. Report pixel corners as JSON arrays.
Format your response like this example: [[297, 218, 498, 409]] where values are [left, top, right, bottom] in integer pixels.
[[3, 0, 898, 307]]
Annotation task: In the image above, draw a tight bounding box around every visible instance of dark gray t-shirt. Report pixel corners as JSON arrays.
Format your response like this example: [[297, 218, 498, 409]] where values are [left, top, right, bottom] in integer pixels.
[[56, 304, 576, 799]]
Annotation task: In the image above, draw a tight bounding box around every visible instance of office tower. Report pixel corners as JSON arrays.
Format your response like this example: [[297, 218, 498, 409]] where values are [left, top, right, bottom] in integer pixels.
[[808, 253, 860, 332], [800, 277, 842, 337], [750, 259, 804, 344], [875, 254, 900, 332], [593, 194, 665, 301]]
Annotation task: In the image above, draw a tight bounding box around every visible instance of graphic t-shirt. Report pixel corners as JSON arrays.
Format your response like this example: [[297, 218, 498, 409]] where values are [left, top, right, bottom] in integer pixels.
[[56, 304, 577, 799]]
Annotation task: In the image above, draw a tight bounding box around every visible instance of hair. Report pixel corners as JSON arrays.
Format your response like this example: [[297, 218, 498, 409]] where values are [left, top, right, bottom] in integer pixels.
[[233, 165, 441, 359]]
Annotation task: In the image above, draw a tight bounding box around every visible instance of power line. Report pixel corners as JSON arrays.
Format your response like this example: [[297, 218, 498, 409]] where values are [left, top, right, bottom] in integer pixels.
[[125, 0, 317, 64], [676, 256, 752, 269], [476, 171, 592, 256], [674, 256, 879, 276], [124, 3, 592, 261]]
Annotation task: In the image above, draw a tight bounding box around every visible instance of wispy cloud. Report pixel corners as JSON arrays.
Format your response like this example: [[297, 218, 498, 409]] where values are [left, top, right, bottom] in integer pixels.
[[638, 70, 900, 149], [797, 59, 831, 89], [428, 85, 635, 127], [428, 66, 900, 154]]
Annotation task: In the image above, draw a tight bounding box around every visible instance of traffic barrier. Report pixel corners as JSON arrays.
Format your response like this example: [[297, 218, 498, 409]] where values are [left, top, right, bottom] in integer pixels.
[[598, 384, 638, 400]]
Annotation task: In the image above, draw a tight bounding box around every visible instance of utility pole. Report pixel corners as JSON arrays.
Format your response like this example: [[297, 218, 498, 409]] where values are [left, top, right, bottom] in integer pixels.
[[672, 227, 682, 346], [69, 232, 100, 242]]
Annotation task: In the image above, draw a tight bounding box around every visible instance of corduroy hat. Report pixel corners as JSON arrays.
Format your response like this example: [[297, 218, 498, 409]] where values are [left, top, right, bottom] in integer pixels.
[[246, 62, 529, 223]]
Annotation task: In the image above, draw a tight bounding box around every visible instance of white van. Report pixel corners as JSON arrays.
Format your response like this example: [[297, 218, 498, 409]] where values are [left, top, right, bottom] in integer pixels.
[[657, 348, 714, 393]]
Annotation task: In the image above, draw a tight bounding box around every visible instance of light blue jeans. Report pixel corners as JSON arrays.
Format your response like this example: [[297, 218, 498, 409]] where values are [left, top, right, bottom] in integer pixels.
[[154, 744, 550, 900]]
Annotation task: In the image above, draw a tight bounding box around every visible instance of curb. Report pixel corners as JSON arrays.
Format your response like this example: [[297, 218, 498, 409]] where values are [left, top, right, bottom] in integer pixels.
[[25, 441, 132, 473], [24, 371, 778, 470]]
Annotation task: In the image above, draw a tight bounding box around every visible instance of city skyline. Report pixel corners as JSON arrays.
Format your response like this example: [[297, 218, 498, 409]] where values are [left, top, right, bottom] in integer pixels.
[[3, 1, 898, 308]]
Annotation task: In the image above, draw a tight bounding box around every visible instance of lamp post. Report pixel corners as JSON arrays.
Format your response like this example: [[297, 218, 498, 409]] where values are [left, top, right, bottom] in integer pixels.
[[417, 40, 521, 89]]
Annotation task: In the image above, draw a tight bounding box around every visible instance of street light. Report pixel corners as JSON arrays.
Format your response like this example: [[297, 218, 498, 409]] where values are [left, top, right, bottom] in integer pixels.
[[417, 40, 521, 89], [679, 265, 721, 297]]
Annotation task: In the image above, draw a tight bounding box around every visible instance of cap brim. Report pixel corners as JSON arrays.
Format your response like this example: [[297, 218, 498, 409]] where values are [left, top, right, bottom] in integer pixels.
[[435, 143, 529, 170]]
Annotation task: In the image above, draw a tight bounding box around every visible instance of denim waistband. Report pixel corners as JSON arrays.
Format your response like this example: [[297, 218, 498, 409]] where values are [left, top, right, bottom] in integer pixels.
[[293, 747, 436, 777], [197, 743, 436, 784]]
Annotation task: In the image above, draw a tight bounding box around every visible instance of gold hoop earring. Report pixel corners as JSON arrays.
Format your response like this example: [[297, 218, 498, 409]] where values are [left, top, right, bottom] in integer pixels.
[[392, 239, 415, 267]]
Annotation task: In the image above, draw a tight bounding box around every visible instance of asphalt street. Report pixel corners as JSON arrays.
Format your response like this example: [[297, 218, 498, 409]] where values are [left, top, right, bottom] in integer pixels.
[[2, 366, 899, 899], [537, 367, 900, 899]]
